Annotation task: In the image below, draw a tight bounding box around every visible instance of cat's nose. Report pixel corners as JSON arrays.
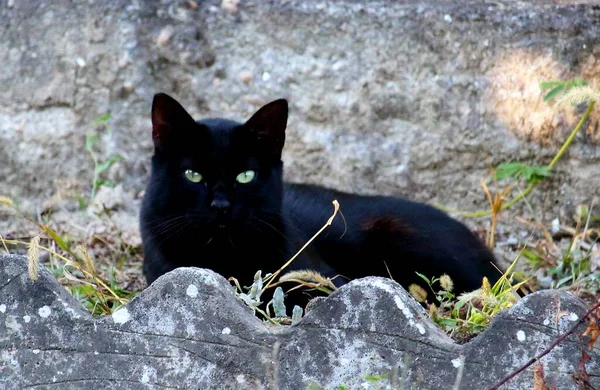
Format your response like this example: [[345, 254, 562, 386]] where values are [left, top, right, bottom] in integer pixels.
[[210, 199, 230, 214]]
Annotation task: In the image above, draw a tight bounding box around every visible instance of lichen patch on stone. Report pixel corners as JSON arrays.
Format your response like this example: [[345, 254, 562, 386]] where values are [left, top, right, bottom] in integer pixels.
[[112, 307, 130, 324], [38, 306, 51, 318], [186, 284, 199, 297]]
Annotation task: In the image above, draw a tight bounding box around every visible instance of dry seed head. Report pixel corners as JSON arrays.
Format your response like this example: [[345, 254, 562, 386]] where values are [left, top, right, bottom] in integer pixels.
[[554, 85, 600, 109], [482, 277, 492, 296], [279, 269, 336, 290], [0, 196, 14, 209], [408, 283, 428, 303], [75, 245, 95, 272], [439, 274, 454, 292], [428, 302, 438, 316], [27, 234, 41, 281]]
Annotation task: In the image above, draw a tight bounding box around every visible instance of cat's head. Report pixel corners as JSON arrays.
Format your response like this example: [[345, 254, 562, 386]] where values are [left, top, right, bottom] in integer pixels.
[[145, 93, 288, 234]]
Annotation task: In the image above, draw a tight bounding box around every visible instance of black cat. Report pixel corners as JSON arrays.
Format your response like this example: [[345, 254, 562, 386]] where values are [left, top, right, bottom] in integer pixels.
[[140, 93, 502, 311]]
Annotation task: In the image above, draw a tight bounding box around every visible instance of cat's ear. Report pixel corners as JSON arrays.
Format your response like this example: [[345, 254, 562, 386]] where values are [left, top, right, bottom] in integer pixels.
[[151, 93, 197, 150], [244, 99, 288, 158]]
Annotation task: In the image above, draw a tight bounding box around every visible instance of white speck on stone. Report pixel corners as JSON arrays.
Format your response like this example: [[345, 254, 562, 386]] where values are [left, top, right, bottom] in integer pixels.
[[415, 324, 426, 335], [76, 57, 86, 67], [516, 330, 526, 341], [236, 374, 246, 384], [543, 318, 550, 326], [141, 366, 156, 384], [451, 357, 463, 368], [186, 284, 198, 297], [262, 72, 271, 82], [32, 349, 40, 354], [222, 327, 231, 335], [0, 304, 6, 313], [111, 307, 130, 324], [568, 312, 579, 321], [94, 351, 99, 355], [141, 370, 150, 384], [38, 306, 51, 318], [444, 14, 452, 23], [23, 315, 31, 323]]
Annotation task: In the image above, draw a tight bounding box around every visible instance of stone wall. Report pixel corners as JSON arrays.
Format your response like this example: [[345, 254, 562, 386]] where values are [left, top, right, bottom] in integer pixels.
[[2, 0, 600, 232]]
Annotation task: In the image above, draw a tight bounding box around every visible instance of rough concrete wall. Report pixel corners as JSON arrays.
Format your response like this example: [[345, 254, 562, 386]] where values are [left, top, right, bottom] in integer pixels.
[[1, 0, 600, 229], [0, 254, 597, 389]]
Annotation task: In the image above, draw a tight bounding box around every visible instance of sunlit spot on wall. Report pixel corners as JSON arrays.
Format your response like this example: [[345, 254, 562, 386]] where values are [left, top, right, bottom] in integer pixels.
[[486, 49, 582, 146]]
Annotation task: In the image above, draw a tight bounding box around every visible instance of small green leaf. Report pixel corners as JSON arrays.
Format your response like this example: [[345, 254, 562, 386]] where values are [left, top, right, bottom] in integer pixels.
[[77, 197, 87, 209], [364, 374, 388, 382], [494, 162, 523, 181], [415, 272, 431, 285], [94, 180, 108, 188], [543, 85, 565, 102], [95, 156, 124, 174], [85, 134, 100, 150], [94, 113, 111, 123], [494, 162, 551, 184], [539, 80, 565, 90], [41, 225, 70, 253], [570, 77, 587, 88]]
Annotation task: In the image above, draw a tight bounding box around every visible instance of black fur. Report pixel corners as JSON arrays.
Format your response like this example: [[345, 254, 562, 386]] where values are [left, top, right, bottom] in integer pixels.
[[140, 93, 502, 311]]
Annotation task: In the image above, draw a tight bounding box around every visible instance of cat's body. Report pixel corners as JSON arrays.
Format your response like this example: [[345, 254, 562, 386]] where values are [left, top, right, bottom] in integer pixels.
[[140, 93, 501, 310]]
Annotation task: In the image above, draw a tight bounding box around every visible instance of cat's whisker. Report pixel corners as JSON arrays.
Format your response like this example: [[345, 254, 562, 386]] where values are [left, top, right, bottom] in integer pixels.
[[149, 219, 189, 238], [145, 216, 191, 239], [228, 237, 237, 251], [154, 220, 192, 248], [142, 214, 187, 229], [261, 211, 306, 237], [250, 216, 297, 249]]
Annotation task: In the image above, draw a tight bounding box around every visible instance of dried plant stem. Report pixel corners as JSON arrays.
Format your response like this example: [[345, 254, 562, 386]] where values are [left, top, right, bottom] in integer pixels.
[[0, 234, 9, 254], [438, 101, 596, 218], [264, 200, 339, 290]]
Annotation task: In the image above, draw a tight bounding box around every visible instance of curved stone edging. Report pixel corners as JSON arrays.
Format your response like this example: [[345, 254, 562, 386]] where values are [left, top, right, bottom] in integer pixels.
[[0, 254, 597, 389]]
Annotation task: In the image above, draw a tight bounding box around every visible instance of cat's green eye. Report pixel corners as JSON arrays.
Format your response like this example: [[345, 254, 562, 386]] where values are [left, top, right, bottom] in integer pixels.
[[184, 169, 203, 183], [236, 170, 256, 184]]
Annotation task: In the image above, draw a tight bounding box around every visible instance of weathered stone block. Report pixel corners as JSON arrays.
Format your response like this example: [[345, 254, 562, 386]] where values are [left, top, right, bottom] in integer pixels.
[[1, 254, 597, 389]]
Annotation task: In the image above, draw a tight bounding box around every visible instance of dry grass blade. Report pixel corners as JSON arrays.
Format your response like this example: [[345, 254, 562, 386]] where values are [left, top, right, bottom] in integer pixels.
[[0, 234, 9, 254], [554, 85, 600, 109], [27, 234, 41, 281]]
